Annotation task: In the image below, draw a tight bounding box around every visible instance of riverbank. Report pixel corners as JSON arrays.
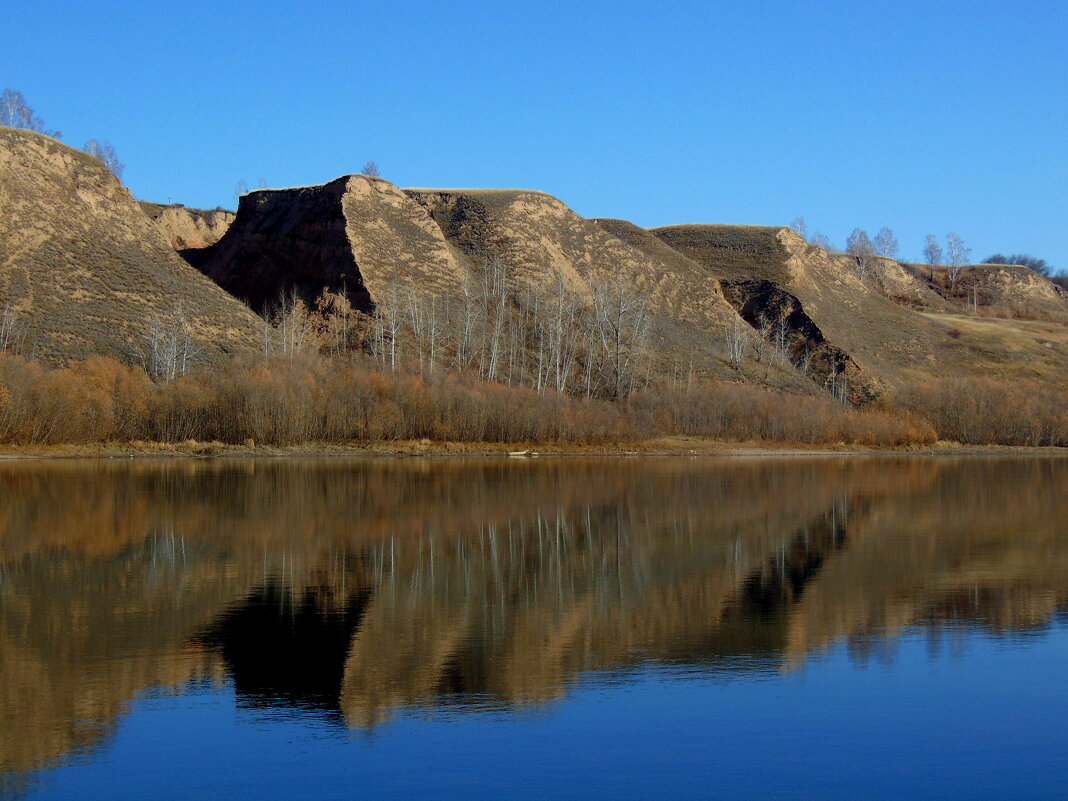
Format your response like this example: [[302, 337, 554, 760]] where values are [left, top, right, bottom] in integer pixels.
[[1, 437, 1065, 460]]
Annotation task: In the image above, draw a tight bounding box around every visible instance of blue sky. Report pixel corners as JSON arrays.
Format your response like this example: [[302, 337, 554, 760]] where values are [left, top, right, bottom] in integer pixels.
[[4, 0, 1066, 268]]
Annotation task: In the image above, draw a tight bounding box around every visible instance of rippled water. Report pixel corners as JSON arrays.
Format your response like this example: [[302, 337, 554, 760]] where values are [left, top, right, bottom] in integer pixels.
[[1, 455, 1066, 799]]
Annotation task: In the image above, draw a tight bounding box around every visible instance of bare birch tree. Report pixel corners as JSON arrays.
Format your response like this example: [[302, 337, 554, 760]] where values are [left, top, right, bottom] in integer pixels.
[[140, 304, 202, 381], [263, 289, 317, 356], [724, 316, 750, 371], [946, 232, 972, 293], [592, 276, 649, 398], [0, 89, 61, 138], [923, 234, 943, 267], [0, 304, 26, 355], [846, 228, 876, 280], [83, 139, 124, 181], [873, 227, 899, 259]]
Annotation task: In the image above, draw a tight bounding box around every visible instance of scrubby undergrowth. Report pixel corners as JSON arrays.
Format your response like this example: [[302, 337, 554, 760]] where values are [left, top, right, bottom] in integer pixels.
[[0, 353, 1063, 449]]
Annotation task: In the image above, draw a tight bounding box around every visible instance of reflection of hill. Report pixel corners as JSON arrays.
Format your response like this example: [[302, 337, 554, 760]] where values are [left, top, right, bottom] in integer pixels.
[[783, 459, 1068, 662], [197, 580, 371, 719], [0, 543, 239, 776], [0, 457, 1065, 775]]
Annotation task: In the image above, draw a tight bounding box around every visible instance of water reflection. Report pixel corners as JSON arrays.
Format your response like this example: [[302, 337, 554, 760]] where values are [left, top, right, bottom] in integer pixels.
[[0, 456, 1065, 781]]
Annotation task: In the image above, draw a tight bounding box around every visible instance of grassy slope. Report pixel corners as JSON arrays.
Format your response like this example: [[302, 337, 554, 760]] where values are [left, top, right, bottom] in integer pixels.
[[0, 127, 259, 364], [652, 224, 1068, 389]]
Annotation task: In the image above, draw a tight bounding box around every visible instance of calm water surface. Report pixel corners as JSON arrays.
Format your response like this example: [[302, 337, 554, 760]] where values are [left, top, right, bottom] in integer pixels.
[[0, 456, 1065, 799]]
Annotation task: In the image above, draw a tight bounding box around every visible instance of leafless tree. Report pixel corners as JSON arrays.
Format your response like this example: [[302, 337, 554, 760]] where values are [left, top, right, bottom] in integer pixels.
[[453, 276, 479, 373], [0, 89, 61, 138], [873, 227, 899, 259], [83, 139, 124, 181], [478, 256, 510, 382], [0, 304, 27, 355], [316, 289, 354, 355], [378, 284, 404, 371], [592, 276, 650, 398], [828, 369, 849, 403], [946, 232, 972, 293], [846, 228, 876, 280], [362, 161, 380, 178], [723, 316, 750, 371], [923, 234, 943, 267], [541, 276, 583, 393], [790, 217, 808, 242], [810, 232, 833, 251], [770, 309, 792, 367], [140, 304, 202, 381], [263, 289, 317, 357]]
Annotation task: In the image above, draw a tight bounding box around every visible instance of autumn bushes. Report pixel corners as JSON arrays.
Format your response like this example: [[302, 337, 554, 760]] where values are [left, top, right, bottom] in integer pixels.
[[629, 382, 936, 447], [0, 356, 152, 444], [200, 357, 628, 445], [0, 352, 1064, 448], [0, 354, 628, 446], [901, 378, 1068, 446]]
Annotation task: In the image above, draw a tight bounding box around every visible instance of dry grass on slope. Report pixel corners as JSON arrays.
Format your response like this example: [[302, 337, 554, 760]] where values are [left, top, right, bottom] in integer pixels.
[[653, 224, 1068, 392], [0, 127, 260, 365]]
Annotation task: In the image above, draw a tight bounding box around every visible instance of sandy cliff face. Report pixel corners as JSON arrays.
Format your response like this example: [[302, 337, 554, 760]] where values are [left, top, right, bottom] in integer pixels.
[[198, 176, 468, 313], [197, 179, 767, 382], [139, 202, 236, 250], [0, 127, 260, 364], [188, 172, 1067, 394], [961, 263, 1068, 321], [652, 225, 1068, 391]]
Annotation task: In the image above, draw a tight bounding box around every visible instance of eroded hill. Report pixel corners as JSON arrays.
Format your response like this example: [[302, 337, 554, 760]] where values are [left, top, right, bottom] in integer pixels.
[[651, 225, 1068, 393], [0, 128, 260, 364], [139, 201, 235, 251], [197, 178, 804, 387]]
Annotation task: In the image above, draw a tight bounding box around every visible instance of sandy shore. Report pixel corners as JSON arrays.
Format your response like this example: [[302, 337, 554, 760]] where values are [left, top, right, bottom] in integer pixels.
[[0, 437, 1064, 461]]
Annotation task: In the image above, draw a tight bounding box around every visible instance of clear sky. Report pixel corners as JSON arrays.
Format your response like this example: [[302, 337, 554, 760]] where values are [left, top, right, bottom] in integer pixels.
[[4, 0, 1066, 269]]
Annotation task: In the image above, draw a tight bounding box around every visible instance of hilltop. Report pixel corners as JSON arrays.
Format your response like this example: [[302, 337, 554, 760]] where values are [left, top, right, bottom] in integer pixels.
[[649, 224, 1068, 393], [195, 178, 808, 388], [181, 174, 1068, 402], [1, 133, 1064, 423], [139, 201, 235, 251], [0, 128, 260, 365]]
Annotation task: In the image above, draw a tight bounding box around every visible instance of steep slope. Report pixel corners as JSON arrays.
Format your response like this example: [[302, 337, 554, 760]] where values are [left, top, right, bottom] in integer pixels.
[[139, 202, 235, 250], [404, 190, 733, 309], [0, 127, 259, 364], [653, 225, 1068, 392], [401, 189, 739, 331], [199, 179, 795, 385], [959, 263, 1068, 321], [198, 176, 467, 313], [407, 190, 756, 381]]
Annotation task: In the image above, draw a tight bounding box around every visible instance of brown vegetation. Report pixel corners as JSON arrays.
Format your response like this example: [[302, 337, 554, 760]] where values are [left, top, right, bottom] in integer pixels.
[[901, 377, 1067, 446], [630, 381, 937, 447], [4, 347, 1061, 448], [0, 353, 628, 447]]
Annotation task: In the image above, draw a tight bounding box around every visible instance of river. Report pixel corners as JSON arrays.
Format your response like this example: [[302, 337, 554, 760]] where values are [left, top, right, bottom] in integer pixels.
[[1, 456, 1065, 799]]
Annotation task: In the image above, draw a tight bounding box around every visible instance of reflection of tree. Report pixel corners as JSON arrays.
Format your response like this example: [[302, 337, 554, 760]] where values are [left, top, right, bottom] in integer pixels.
[[0, 457, 1065, 777]]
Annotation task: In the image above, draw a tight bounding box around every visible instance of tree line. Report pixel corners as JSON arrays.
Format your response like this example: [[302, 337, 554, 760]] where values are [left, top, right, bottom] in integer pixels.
[[257, 257, 653, 401], [2, 88, 123, 179], [792, 216, 1065, 290]]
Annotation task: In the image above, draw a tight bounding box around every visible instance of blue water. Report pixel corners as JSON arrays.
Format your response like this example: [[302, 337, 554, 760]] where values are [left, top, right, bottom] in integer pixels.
[[22, 626, 1066, 801], [1, 457, 1065, 799]]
